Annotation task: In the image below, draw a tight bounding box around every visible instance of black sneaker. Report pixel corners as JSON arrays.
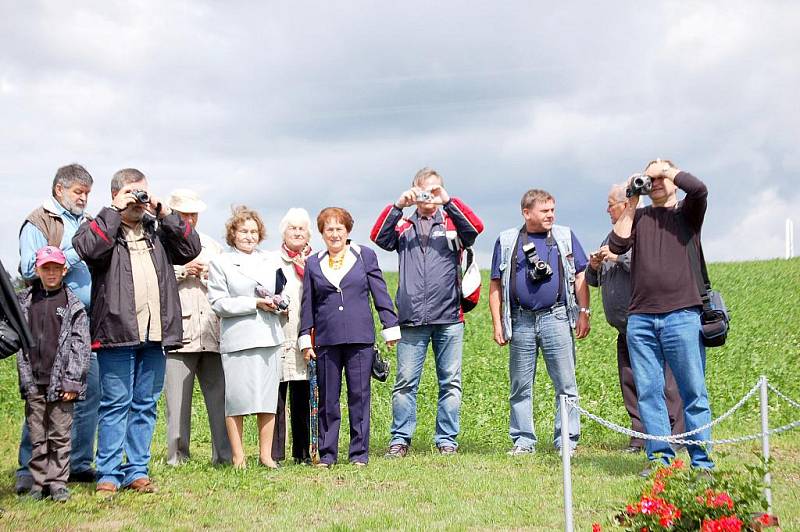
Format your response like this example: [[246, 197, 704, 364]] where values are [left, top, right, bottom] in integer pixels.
[[51, 487, 70, 502], [69, 468, 96, 483], [384, 443, 409, 458], [27, 488, 44, 501]]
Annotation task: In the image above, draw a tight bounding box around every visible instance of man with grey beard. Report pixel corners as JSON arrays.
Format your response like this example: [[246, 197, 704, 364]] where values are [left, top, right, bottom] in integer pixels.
[[17, 163, 100, 493]]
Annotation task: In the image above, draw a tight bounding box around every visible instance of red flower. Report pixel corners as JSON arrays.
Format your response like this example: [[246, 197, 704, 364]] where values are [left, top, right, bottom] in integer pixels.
[[758, 513, 772, 525], [592, 524, 601, 532], [701, 515, 743, 532], [672, 458, 685, 469]]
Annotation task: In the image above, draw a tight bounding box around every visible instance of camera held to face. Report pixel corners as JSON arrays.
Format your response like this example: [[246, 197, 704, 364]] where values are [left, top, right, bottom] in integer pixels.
[[626, 174, 652, 198], [416, 190, 434, 202], [522, 242, 552, 282], [132, 189, 150, 204], [255, 285, 291, 312]]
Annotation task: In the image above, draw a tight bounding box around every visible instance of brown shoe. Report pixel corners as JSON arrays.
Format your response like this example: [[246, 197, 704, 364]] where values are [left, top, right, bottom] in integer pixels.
[[384, 443, 409, 458], [126, 477, 159, 493], [95, 482, 118, 499]]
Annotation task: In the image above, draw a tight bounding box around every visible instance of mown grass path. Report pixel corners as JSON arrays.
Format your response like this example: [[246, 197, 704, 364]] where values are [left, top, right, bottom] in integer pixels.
[[1, 258, 798, 530]]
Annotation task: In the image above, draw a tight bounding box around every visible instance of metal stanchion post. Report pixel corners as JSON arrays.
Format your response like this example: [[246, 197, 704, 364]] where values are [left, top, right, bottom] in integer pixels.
[[759, 375, 772, 514], [560, 394, 574, 532]]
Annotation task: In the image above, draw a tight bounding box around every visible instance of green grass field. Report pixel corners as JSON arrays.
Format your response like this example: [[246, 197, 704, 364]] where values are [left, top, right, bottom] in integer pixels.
[[1, 258, 799, 530]]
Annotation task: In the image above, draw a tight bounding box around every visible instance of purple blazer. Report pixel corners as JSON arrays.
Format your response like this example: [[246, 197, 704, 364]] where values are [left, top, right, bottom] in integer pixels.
[[299, 243, 399, 347]]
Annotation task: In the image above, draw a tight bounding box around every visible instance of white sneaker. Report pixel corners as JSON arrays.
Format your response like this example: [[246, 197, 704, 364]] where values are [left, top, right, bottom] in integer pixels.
[[506, 445, 534, 456]]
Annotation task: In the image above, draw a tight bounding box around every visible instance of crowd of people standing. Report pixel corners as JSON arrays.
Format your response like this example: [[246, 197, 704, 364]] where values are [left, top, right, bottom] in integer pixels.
[[0, 160, 716, 502]]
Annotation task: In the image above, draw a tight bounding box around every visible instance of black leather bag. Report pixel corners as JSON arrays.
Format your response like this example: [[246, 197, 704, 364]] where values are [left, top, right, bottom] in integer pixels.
[[0, 319, 22, 359], [371, 345, 390, 382], [700, 290, 729, 347]]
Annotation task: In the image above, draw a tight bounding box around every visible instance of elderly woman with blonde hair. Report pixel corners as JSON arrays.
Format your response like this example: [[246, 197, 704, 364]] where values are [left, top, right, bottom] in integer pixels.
[[207, 206, 284, 469], [270, 207, 314, 465]]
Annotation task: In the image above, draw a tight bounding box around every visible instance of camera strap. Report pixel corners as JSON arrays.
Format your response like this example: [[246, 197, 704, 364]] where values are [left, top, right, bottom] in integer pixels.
[[509, 226, 526, 308]]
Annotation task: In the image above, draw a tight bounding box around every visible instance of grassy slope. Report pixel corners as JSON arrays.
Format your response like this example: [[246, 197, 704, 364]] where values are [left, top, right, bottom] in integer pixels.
[[0, 258, 798, 530]]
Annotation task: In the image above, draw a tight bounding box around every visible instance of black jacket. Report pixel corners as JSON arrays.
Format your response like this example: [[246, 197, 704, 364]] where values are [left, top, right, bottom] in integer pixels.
[[72, 207, 201, 351]]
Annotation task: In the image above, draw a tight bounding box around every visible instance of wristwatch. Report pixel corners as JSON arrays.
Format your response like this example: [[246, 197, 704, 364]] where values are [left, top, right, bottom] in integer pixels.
[[579, 307, 592, 318]]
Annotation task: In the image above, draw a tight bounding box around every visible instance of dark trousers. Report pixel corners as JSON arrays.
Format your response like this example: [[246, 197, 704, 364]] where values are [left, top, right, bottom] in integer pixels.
[[617, 333, 685, 448], [272, 380, 311, 462], [317, 344, 372, 465], [25, 386, 74, 491]]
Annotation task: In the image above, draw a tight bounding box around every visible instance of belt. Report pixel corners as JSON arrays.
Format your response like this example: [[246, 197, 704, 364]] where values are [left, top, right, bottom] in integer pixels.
[[513, 303, 565, 316]]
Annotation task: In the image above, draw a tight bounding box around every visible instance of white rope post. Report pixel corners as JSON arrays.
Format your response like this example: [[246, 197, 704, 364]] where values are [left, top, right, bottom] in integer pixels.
[[786, 219, 795, 259], [560, 395, 574, 532], [759, 375, 772, 513]]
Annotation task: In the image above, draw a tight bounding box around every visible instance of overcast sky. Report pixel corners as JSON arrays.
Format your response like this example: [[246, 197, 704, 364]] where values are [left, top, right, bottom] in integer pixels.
[[2, 1, 798, 273]]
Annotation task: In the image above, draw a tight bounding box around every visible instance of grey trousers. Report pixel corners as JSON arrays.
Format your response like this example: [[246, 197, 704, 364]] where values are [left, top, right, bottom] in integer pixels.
[[164, 352, 232, 465], [26, 386, 74, 491]]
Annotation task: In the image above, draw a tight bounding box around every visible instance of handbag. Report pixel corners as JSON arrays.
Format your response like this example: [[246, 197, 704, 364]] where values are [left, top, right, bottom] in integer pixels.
[[685, 225, 730, 347], [371, 345, 390, 382], [0, 318, 22, 359]]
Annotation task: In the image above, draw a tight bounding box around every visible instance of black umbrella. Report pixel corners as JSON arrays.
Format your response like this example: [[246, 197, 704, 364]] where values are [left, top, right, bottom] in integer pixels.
[[0, 258, 33, 358]]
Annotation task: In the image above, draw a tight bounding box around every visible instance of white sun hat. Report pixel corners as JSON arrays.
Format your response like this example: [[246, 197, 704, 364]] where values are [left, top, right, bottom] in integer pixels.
[[167, 188, 207, 214]]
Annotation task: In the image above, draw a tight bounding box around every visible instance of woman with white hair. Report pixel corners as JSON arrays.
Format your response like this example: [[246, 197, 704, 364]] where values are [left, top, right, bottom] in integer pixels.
[[271, 208, 314, 465]]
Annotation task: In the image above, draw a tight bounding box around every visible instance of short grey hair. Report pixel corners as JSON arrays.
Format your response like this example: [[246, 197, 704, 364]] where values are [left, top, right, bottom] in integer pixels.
[[412, 167, 444, 188], [609, 183, 627, 202], [51, 164, 93, 196], [520, 189, 555, 210], [279, 208, 312, 239], [110, 168, 147, 195]]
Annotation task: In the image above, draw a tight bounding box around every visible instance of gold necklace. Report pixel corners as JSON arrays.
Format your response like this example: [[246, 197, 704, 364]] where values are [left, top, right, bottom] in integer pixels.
[[328, 253, 345, 270]]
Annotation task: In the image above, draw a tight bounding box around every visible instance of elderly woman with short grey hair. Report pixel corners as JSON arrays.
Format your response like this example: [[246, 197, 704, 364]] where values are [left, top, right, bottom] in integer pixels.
[[271, 208, 314, 465]]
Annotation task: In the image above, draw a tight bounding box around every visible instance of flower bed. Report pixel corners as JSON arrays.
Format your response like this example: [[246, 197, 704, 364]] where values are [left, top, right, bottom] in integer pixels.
[[593, 457, 781, 531]]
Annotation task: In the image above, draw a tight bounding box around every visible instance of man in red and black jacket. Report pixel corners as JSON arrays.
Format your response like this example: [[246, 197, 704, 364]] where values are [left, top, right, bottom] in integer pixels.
[[73, 168, 200, 496], [371, 167, 483, 457]]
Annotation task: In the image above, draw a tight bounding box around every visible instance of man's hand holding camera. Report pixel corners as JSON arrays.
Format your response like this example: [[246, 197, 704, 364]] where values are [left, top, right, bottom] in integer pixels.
[[589, 245, 618, 271], [395, 184, 450, 209], [110, 183, 171, 219]]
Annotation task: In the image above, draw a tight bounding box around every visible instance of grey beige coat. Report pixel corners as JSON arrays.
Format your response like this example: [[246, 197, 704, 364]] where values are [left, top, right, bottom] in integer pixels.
[[277, 247, 308, 381], [173, 231, 222, 353], [17, 284, 91, 401]]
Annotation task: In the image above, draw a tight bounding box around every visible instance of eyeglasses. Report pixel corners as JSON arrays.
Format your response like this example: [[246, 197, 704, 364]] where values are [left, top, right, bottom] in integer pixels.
[[607, 200, 626, 210]]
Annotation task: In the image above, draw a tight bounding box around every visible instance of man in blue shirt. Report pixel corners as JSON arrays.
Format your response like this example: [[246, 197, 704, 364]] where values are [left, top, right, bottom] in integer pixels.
[[17, 163, 100, 492], [489, 189, 591, 456]]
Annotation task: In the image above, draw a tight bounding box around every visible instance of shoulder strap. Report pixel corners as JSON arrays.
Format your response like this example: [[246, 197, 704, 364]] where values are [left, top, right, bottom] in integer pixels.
[[546, 231, 564, 304], [680, 216, 713, 312]]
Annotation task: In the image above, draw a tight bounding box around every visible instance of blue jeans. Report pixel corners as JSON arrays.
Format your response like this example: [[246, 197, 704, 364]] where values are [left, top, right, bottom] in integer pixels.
[[17, 352, 101, 479], [390, 323, 463, 448], [508, 305, 579, 451], [627, 308, 714, 469], [96, 342, 166, 487]]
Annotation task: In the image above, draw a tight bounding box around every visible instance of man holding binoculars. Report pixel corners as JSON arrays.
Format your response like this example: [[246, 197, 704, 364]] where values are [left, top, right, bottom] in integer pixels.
[[489, 189, 591, 457]]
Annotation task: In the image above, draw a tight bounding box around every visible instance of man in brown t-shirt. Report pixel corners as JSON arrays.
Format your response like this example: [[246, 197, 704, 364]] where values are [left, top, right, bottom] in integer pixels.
[[608, 159, 713, 476]]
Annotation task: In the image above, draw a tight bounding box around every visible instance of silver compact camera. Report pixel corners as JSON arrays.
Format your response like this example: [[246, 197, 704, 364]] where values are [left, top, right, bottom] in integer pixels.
[[626, 174, 652, 198], [255, 286, 291, 312], [417, 190, 434, 202]]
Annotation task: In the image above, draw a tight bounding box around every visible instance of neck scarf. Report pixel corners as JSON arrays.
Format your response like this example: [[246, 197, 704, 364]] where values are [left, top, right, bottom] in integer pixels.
[[282, 242, 312, 278]]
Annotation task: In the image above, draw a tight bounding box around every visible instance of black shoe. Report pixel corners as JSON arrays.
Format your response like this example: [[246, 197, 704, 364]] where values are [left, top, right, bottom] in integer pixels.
[[27, 488, 44, 501], [15, 476, 33, 495], [638, 466, 653, 478], [294, 457, 312, 466], [50, 487, 70, 502], [69, 468, 97, 483]]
